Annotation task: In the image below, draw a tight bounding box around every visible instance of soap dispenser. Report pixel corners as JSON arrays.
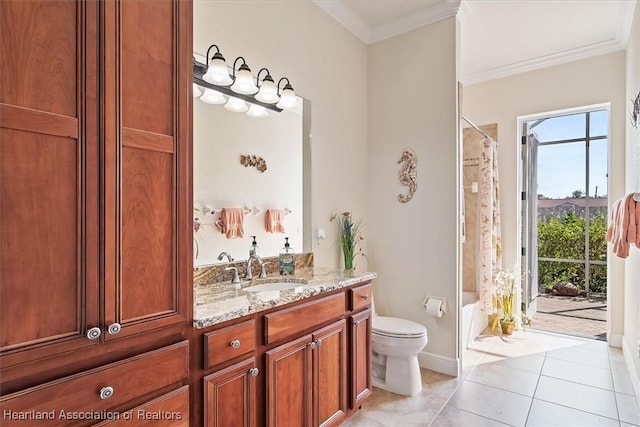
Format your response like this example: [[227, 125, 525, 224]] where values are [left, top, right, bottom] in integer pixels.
[[279, 237, 295, 275], [249, 236, 258, 257]]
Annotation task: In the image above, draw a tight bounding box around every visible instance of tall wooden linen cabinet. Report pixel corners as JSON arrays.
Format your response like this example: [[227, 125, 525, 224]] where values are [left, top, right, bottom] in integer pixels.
[[0, 0, 193, 423]]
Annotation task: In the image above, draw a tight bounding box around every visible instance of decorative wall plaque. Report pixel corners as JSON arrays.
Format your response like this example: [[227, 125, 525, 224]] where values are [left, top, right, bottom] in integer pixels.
[[397, 149, 417, 203]]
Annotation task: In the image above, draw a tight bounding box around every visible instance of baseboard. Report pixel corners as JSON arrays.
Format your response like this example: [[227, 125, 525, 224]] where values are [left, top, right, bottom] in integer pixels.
[[418, 351, 459, 377], [608, 332, 623, 348], [622, 337, 640, 408]]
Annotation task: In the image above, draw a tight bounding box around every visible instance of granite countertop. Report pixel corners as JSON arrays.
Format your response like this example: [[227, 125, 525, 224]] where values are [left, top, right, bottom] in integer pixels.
[[193, 267, 377, 329]]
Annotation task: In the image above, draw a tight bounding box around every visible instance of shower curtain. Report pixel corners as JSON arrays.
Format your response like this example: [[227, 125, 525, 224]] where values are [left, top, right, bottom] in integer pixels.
[[477, 137, 502, 313]]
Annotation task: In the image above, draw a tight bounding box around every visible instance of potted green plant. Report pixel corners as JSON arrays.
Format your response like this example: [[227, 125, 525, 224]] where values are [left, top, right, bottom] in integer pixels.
[[495, 268, 517, 335], [330, 211, 365, 271]]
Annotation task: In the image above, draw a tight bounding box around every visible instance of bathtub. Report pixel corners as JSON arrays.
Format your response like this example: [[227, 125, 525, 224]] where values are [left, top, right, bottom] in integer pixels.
[[462, 291, 488, 348]]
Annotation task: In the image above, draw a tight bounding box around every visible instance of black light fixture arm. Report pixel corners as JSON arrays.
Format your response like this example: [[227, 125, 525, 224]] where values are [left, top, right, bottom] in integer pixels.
[[277, 77, 293, 95], [232, 56, 249, 79], [256, 68, 273, 86], [205, 44, 223, 66]]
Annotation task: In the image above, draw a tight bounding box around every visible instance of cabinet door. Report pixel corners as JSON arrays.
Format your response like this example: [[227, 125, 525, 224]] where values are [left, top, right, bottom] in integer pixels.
[[0, 0, 100, 367], [266, 334, 313, 427], [203, 358, 257, 427], [93, 386, 189, 426], [313, 320, 347, 427], [350, 309, 372, 408], [102, 0, 192, 340]]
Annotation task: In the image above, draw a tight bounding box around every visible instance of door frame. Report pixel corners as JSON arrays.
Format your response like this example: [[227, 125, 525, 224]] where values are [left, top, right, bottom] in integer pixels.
[[516, 102, 611, 321]]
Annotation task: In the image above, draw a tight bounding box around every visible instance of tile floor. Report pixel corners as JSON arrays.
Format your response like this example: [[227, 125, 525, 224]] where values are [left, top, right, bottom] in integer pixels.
[[342, 329, 639, 427]]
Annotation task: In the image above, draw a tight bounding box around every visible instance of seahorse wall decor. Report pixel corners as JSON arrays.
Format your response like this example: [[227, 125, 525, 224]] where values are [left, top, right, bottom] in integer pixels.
[[397, 148, 417, 203], [631, 90, 640, 128], [240, 154, 267, 173]]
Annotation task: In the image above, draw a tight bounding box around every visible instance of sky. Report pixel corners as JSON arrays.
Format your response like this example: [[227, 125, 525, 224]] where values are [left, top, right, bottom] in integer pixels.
[[529, 110, 608, 199]]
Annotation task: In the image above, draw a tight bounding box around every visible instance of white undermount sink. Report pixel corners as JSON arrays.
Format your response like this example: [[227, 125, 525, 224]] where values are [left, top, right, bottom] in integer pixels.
[[243, 281, 307, 293]]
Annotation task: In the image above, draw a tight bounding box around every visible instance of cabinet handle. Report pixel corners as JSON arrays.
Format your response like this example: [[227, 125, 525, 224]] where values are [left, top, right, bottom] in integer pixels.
[[308, 341, 316, 349], [360, 294, 369, 300], [86, 327, 102, 340], [249, 368, 259, 377], [316, 339, 322, 347], [107, 323, 121, 335], [230, 340, 241, 349], [99, 386, 114, 400]]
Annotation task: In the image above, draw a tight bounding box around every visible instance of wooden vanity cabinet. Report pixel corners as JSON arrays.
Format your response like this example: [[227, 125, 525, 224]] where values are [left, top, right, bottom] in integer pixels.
[[203, 357, 259, 427], [348, 283, 373, 409], [0, 0, 193, 418], [350, 309, 372, 408], [197, 281, 372, 427], [265, 320, 347, 427]]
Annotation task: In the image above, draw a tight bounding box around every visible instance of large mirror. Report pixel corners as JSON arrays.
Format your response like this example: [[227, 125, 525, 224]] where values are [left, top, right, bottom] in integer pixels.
[[193, 70, 311, 267]]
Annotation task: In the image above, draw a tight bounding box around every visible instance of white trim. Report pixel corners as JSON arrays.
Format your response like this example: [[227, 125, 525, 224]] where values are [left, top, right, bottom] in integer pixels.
[[608, 332, 623, 348], [516, 103, 612, 123], [615, 0, 637, 48], [622, 336, 640, 409], [312, 0, 370, 44], [418, 351, 459, 377], [461, 39, 625, 86], [368, 1, 460, 44], [312, 0, 460, 45]]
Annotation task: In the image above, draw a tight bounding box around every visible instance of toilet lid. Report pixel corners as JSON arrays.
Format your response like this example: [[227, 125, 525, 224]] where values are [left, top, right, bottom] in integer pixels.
[[373, 316, 427, 338]]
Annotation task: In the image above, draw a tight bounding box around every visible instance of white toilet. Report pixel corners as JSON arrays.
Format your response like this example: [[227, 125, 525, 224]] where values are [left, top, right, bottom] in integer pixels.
[[371, 309, 428, 397]]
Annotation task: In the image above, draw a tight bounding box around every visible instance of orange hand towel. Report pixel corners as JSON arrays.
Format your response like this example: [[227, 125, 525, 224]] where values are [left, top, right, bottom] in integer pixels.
[[221, 208, 245, 239], [636, 197, 640, 247], [265, 209, 286, 233]]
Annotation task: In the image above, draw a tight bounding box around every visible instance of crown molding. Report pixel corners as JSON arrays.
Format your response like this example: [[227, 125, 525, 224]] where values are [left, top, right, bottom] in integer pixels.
[[616, 0, 637, 48], [369, 0, 461, 44], [460, 38, 626, 86], [313, 0, 460, 45], [312, 0, 370, 44]]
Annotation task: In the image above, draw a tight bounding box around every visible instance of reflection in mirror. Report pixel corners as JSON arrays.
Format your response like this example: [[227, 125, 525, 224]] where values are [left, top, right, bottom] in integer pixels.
[[193, 86, 310, 267]]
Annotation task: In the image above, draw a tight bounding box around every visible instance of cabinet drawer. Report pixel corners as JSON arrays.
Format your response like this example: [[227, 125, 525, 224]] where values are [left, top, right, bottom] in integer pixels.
[[0, 341, 189, 427], [264, 293, 345, 345], [204, 319, 256, 370], [94, 385, 189, 426], [349, 283, 372, 312]]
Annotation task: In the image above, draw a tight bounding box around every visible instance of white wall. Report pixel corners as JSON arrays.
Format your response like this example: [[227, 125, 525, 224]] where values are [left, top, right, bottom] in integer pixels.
[[367, 17, 460, 373], [193, 1, 369, 269], [193, 99, 303, 265], [462, 52, 627, 343], [624, 2, 640, 402]]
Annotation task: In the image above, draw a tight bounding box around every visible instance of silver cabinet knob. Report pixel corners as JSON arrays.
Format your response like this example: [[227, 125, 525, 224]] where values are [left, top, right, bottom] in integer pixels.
[[361, 294, 369, 300], [249, 368, 259, 377], [107, 323, 121, 335], [99, 386, 114, 400], [86, 327, 102, 340], [308, 341, 316, 349], [230, 340, 241, 349]]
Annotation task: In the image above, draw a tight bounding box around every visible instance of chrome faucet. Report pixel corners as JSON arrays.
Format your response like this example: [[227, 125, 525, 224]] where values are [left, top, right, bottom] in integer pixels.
[[224, 266, 240, 284], [217, 251, 234, 262], [244, 254, 268, 280]]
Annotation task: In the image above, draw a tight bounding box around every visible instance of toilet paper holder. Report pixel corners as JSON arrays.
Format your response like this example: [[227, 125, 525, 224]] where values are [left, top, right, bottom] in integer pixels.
[[422, 297, 446, 315]]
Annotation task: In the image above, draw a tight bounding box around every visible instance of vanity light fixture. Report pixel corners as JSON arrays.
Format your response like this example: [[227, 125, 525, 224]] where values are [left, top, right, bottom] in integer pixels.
[[192, 83, 202, 97], [230, 57, 259, 95], [276, 77, 299, 110], [247, 104, 269, 118], [193, 44, 299, 116], [224, 96, 249, 113], [200, 88, 226, 104], [202, 44, 233, 86], [255, 68, 279, 104]]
